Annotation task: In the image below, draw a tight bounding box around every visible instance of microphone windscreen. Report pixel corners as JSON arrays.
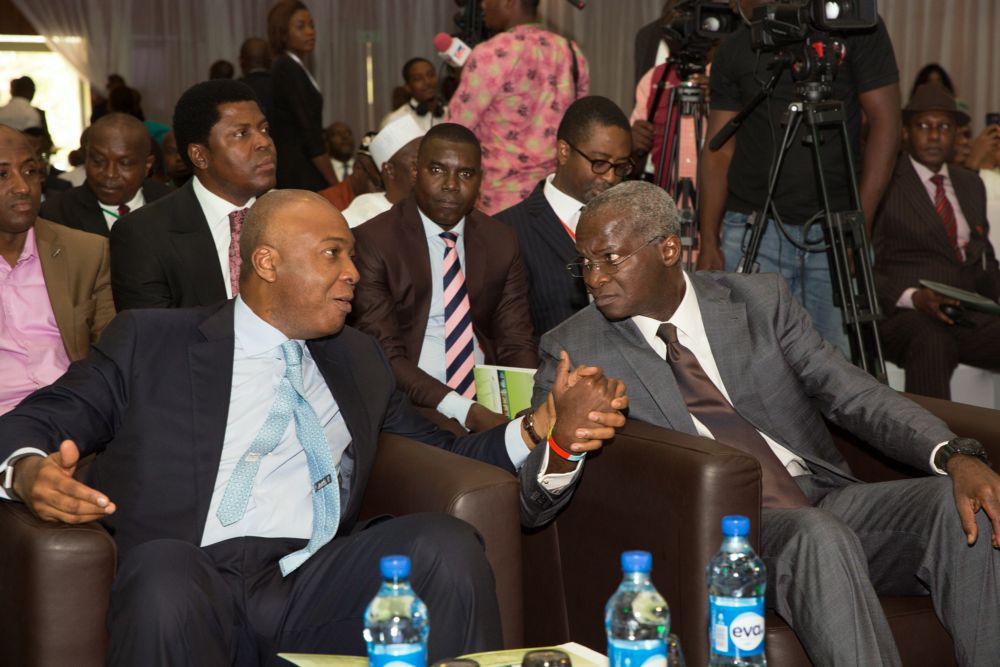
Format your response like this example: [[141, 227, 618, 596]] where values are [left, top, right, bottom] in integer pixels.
[[433, 32, 453, 53]]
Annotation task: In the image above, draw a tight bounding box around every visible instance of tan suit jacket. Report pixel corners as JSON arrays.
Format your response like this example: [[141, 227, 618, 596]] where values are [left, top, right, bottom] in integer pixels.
[[34, 217, 115, 361]]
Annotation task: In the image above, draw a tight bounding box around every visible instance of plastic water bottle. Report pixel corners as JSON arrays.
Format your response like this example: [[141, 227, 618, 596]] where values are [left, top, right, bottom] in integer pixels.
[[364, 555, 429, 667], [707, 515, 767, 666], [605, 550, 670, 667]]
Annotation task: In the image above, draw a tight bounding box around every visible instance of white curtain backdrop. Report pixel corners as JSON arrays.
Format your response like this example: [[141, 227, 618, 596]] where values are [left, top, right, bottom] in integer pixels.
[[10, 0, 998, 137]]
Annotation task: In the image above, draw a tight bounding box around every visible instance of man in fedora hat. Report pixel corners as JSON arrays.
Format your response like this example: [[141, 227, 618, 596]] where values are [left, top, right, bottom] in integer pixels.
[[872, 82, 1000, 399]]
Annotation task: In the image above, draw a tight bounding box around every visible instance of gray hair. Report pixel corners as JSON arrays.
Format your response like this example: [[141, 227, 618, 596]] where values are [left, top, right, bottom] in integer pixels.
[[580, 180, 680, 240]]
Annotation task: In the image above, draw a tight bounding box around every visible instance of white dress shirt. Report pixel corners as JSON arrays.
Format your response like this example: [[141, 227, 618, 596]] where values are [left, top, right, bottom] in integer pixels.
[[633, 273, 812, 475], [380, 99, 446, 133], [415, 209, 485, 425], [896, 158, 973, 308], [202, 296, 353, 545], [192, 176, 256, 300], [330, 157, 354, 182], [542, 173, 584, 236], [0, 97, 42, 131], [99, 189, 145, 230]]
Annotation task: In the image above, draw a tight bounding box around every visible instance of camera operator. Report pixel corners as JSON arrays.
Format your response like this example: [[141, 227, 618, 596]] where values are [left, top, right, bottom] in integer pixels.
[[698, 0, 901, 352]]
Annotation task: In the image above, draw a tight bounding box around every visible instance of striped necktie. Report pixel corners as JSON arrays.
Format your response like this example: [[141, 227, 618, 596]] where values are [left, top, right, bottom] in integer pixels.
[[440, 231, 477, 399], [930, 174, 961, 261]]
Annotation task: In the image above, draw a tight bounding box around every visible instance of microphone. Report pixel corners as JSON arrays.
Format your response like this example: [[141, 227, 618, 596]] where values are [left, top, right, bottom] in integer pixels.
[[565, 0, 586, 8], [434, 32, 471, 67]]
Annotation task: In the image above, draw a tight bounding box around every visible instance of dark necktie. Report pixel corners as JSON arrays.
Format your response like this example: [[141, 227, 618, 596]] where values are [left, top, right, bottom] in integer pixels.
[[930, 174, 961, 261], [117, 204, 130, 217], [657, 323, 809, 509]]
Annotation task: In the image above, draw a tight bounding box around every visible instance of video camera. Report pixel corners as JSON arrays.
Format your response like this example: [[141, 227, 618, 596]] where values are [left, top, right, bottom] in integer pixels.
[[661, 1, 738, 79], [749, 0, 877, 50]]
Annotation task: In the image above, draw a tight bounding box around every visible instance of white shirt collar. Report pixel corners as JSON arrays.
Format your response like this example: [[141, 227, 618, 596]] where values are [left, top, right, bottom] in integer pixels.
[[233, 295, 297, 358], [631, 272, 703, 345], [417, 205, 466, 240], [910, 155, 950, 184], [286, 51, 320, 91], [192, 175, 256, 225], [542, 173, 584, 231], [98, 186, 145, 211]]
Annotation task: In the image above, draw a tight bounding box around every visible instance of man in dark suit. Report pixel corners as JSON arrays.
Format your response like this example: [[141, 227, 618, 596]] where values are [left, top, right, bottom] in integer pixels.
[[533, 180, 1000, 666], [22, 127, 71, 199], [237, 37, 274, 123], [496, 96, 632, 338], [874, 83, 1000, 400], [353, 124, 537, 434], [110, 80, 276, 311], [39, 113, 169, 237], [0, 189, 625, 665]]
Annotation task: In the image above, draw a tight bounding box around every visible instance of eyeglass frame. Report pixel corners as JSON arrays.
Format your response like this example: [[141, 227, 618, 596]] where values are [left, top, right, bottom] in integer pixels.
[[566, 235, 665, 278], [563, 140, 634, 178]]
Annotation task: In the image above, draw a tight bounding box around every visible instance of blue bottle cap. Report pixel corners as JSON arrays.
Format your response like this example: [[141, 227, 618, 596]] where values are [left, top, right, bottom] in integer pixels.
[[380, 555, 411, 579], [721, 515, 751, 537], [621, 550, 653, 573]]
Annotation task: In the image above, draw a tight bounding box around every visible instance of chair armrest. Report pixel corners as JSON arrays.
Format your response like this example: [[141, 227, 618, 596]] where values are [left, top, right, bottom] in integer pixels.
[[904, 393, 1000, 470], [0, 500, 116, 667], [360, 433, 524, 648], [531, 419, 761, 667]]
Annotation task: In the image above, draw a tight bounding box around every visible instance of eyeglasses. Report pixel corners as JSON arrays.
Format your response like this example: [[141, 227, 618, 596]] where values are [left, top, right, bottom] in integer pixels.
[[566, 235, 664, 278], [565, 141, 634, 178]]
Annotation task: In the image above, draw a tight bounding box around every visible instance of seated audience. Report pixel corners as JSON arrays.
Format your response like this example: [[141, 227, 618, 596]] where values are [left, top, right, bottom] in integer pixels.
[[39, 113, 170, 237], [0, 125, 114, 415], [954, 118, 1000, 246], [209, 59, 235, 80], [535, 179, 1000, 666], [160, 130, 193, 188], [237, 37, 274, 122], [873, 83, 1000, 399], [325, 121, 355, 182], [353, 123, 537, 433], [0, 189, 624, 664], [0, 76, 45, 131], [497, 96, 632, 337], [22, 126, 71, 199], [341, 114, 423, 228], [447, 0, 589, 214], [110, 80, 275, 310], [380, 57, 446, 132]]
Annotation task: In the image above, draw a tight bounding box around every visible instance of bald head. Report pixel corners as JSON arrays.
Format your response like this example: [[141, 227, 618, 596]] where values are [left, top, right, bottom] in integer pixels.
[[239, 189, 359, 340], [239, 37, 272, 74], [85, 112, 154, 205]]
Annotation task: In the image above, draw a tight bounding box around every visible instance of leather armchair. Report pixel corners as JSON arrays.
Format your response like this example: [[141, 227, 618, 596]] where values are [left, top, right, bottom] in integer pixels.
[[0, 434, 524, 666], [523, 395, 1000, 666]]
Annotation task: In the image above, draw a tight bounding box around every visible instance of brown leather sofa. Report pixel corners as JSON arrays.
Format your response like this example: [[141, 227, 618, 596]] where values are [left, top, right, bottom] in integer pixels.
[[522, 394, 1000, 666], [0, 433, 524, 666]]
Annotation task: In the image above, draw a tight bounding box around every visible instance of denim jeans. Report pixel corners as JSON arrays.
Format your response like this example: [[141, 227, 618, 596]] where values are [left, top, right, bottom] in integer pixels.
[[720, 210, 849, 353]]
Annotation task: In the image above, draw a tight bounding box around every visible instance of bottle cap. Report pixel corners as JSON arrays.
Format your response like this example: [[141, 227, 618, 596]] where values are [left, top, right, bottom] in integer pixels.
[[380, 554, 411, 579], [621, 550, 653, 573], [721, 515, 751, 537]]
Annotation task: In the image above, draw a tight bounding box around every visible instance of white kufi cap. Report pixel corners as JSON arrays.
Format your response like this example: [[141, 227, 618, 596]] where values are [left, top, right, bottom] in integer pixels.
[[370, 115, 425, 170]]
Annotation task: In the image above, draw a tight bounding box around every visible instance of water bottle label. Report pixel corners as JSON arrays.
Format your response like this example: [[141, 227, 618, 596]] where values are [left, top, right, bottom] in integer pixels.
[[608, 638, 667, 667], [709, 595, 765, 657], [369, 643, 426, 667]]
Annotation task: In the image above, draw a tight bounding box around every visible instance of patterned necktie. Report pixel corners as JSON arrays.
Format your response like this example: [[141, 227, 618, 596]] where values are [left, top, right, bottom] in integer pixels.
[[930, 174, 961, 260], [215, 340, 341, 576], [117, 204, 130, 217], [657, 323, 809, 509], [228, 208, 248, 296], [440, 231, 477, 399]]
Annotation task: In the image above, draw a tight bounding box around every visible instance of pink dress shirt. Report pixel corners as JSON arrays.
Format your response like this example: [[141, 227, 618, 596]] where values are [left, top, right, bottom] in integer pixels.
[[448, 24, 589, 215], [0, 227, 71, 415]]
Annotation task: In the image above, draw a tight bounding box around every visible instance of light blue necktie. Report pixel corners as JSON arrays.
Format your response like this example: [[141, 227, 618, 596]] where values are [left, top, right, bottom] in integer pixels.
[[215, 340, 341, 576]]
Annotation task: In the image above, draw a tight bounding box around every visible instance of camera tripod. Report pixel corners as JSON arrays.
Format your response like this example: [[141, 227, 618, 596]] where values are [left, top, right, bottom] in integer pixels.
[[646, 66, 708, 271], [726, 73, 886, 381]]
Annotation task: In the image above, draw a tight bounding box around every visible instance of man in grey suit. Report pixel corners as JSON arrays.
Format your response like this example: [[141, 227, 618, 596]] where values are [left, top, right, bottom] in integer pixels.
[[533, 180, 1000, 666]]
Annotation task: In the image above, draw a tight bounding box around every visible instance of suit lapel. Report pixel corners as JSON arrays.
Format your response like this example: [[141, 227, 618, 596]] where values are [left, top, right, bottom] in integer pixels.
[[463, 212, 487, 303], [898, 156, 959, 262], [526, 185, 579, 264], [34, 220, 78, 357], [170, 181, 229, 303], [607, 318, 698, 435], [189, 303, 236, 538], [399, 197, 433, 355]]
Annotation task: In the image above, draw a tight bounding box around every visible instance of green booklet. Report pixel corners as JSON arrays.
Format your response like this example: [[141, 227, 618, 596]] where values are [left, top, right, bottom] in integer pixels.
[[474, 365, 537, 419]]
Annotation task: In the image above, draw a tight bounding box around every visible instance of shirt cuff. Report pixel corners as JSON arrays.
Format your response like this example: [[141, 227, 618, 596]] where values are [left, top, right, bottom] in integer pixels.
[[536, 442, 583, 494], [504, 417, 531, 470], [0, 447, 49, 501], [896, 287, 918, 309], [436, 391, 476, 427], [930, 440, 950, 475]]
